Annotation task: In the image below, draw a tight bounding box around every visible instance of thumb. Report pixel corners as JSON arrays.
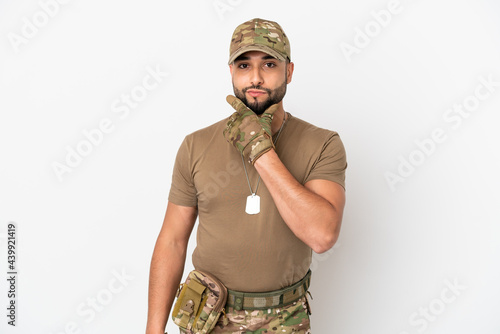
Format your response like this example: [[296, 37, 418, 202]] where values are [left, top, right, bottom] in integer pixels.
[[226, 95, 251, 114]]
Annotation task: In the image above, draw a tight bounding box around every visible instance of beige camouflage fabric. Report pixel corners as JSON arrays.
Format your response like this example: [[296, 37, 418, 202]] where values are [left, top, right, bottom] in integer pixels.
[[228, 18, 291, 64], [180, 296, 311, 334], [223, 95, 278, 165], [173, 271, 227, 334]]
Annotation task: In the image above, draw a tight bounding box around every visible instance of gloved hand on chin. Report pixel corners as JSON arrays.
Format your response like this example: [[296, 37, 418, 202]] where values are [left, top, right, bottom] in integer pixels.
[[223, 95, 279, 165]]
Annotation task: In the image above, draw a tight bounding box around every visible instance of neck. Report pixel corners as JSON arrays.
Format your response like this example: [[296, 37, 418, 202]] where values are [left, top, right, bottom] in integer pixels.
[[271, 102, 287, 135]]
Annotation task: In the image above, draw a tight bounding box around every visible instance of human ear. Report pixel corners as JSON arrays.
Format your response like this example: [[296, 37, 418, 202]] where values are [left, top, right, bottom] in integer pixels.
[[286, 62, 294, 84]]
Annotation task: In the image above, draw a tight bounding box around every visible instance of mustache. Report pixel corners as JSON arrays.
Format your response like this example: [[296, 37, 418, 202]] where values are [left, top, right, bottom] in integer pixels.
[[242, 86, 272, 94]]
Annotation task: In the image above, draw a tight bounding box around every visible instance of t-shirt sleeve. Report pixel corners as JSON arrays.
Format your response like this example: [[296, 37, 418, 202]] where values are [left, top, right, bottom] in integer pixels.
[[304, 132, 348, 190], [168, 136, 198, 207]]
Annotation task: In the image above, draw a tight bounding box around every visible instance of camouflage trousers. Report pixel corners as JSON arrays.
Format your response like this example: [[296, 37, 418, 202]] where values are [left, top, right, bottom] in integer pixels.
[[179, 295, 311, 334]]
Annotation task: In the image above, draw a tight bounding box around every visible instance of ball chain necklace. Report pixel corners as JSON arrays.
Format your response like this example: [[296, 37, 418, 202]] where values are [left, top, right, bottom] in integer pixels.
[[241, 110, 288, 215]]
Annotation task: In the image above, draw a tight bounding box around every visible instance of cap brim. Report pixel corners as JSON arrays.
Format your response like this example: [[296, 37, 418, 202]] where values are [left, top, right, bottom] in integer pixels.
[[228, 45, 287, 65]]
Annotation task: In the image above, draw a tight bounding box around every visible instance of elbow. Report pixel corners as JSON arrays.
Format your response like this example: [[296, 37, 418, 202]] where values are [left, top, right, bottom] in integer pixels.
[[311, 215, 341, 254], [309, 210, 343, 253], [311, 231, 339, 254]]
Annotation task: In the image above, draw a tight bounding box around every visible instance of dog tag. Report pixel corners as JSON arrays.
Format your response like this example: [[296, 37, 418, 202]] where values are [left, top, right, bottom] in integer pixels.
[[245, 194, 260, 215]]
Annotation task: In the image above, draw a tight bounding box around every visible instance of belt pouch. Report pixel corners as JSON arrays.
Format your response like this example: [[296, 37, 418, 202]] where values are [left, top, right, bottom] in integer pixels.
[[172, 270, 227, 334]]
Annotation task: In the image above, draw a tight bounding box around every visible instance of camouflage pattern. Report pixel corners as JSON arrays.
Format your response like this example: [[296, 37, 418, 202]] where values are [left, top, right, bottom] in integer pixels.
[[173, 270, 227, 334], [180, 296, 311, 334], [228, 18, 291, 65], [223, 95, 278, 165], [226, 270, 311, 311]]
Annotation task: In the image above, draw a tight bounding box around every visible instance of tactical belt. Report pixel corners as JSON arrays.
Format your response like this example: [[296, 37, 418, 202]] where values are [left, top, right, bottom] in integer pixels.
[[226, 270, 311, 310]]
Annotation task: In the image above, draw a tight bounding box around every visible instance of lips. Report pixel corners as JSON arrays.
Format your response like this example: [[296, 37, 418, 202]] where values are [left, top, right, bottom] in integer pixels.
[[246, 90, 266, 98]]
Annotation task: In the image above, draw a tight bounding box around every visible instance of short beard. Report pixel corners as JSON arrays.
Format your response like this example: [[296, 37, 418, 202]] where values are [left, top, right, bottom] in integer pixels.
[[233, 79, 287, 115]]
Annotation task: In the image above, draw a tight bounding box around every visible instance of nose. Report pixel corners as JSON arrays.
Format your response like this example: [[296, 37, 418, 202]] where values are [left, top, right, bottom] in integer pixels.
[[249, 66, 263, 87]]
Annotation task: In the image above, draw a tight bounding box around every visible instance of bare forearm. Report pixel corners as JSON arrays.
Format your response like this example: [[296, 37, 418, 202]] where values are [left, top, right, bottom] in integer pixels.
[[254, 149, 341, 253], [146, 240, 187, 334]]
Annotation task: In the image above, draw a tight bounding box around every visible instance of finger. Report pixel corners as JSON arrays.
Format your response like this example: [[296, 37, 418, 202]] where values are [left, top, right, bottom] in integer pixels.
[[260, 102, 279, 119], [226, 95, 251, 113]]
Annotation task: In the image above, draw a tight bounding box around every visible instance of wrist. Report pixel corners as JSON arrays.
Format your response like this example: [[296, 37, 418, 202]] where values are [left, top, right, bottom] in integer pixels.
[[252, 146, 275, 167], [247, 136, 274, 165]]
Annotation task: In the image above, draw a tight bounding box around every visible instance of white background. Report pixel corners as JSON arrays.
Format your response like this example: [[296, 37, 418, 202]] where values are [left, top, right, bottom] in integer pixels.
[[1, 0, 499, 333]]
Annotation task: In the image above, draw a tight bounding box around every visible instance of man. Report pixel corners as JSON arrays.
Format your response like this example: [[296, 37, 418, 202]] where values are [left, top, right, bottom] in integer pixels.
[[146, 18, 347, 334]]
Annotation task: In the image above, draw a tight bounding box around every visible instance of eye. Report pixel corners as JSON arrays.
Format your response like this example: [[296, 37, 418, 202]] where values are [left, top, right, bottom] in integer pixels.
[[265, 62, 276, 68], [237, 63, 248, 69]]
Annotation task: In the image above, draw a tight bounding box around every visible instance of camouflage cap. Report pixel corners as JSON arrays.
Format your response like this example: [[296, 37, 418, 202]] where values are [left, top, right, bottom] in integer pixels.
[[228, 18, 291, 65]]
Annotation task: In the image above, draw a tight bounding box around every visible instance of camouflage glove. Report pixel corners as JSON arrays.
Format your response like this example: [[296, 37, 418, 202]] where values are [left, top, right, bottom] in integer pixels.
[[223, 95, 279, 164]]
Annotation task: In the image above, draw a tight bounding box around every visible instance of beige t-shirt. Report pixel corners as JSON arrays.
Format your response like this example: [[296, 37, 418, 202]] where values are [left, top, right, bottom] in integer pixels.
[[168, 112, 347, 292]]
